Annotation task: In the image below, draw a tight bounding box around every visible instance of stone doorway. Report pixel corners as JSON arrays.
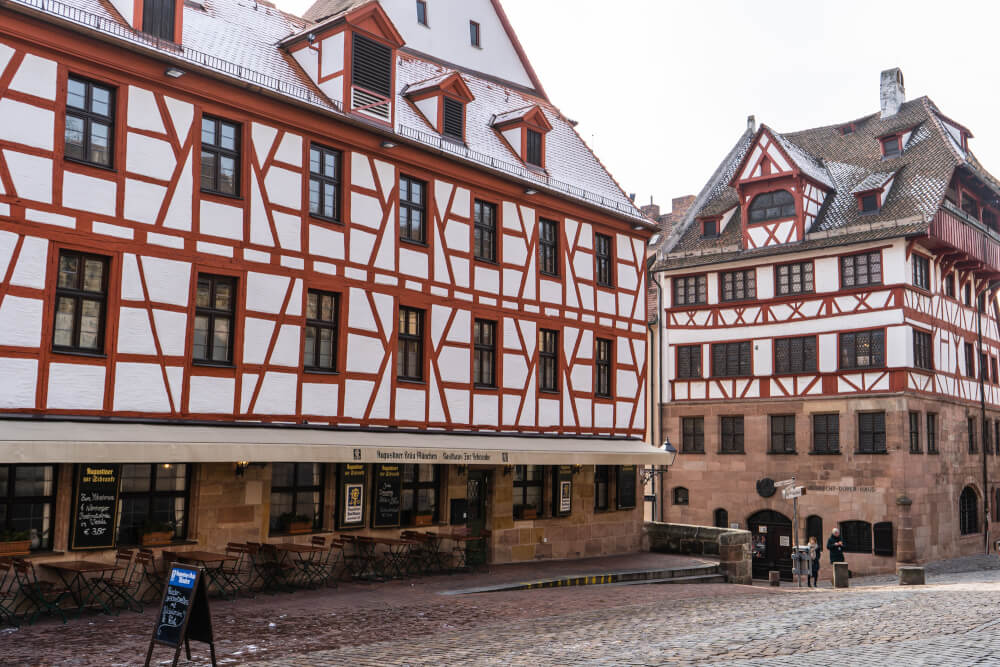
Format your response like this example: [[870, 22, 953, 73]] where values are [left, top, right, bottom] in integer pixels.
[[748, 509, 793, 580]]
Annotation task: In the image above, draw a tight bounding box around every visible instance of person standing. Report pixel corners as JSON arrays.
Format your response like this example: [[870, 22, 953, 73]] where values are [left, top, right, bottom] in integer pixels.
[[807, 536, 821, 587], [827, 528, 845, 566]]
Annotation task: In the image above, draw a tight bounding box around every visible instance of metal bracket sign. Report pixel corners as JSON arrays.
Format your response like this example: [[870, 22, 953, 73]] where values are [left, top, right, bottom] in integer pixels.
[[782, 486, 806, 500]]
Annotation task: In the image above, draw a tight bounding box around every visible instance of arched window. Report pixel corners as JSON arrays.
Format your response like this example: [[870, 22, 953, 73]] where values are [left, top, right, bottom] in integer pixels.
[[805, 515, 823, 543], [714, 508, 728, 528], [960, 486, 979, 535], [748, 190, 796, 223], [673, 487, 689, 505]]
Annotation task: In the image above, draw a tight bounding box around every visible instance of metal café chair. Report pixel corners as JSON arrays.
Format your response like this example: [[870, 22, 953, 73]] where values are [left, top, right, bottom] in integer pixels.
[[135, 551, 165, 603], [321, 539, 346, 587], [214, 543, 253, 599], [12, 559, 71, 625], [97, 549, 142, 613], [0, 558, 20, 626], [290, 536, 329, 589]]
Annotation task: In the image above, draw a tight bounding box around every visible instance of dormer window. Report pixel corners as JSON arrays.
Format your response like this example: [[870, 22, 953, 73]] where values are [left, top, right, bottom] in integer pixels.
[[404, 72, 474, 141], [442, 97, 464, 140], [839, 123, 855, 135], [142, 0, 177, 41], [492, 105, 552, 169], [859, 192, 879, 213], [526, 129, 542, 166], [416, 0, 427, 26], [701, 218, 719, 238], [351, 34, 394, 122], [881, 134, 901, 158], [748, 190, 795, 223], [470, 20, 481, 47]]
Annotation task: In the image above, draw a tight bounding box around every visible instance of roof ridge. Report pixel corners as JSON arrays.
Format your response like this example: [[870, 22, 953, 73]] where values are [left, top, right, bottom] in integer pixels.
[[921, 96, 966, 165]]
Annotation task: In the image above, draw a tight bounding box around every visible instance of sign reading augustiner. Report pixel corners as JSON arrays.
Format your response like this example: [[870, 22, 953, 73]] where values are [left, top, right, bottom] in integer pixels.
[[70, 464, 121, 550], [338, 463, 366, 529], [374, 448, 501, 463]]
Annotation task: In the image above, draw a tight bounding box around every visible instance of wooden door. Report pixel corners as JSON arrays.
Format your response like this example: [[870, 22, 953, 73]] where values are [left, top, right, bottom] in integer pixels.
[[748, 510, 793, 580]]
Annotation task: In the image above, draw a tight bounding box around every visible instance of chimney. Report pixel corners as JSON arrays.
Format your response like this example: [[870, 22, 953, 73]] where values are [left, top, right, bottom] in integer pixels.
[[640, 201, 661, 220], [880, 68, 905, 119], [747, 115, 756, 132]]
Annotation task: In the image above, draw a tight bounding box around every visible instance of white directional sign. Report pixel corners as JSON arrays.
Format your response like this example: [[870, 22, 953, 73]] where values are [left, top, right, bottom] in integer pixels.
[[782, 485, 806, 499], [775, 478, 796, 488]]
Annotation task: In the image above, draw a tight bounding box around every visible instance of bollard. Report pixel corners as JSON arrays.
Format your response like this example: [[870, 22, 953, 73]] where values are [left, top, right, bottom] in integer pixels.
[[833, 562, 849, 588], [898, 566, 925, 585], [768, 570, 781, 586]]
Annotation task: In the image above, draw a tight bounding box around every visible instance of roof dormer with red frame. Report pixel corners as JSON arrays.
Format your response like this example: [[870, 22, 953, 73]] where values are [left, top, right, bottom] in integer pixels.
[[284, 1, 405, 126], [403, 71, 475, 143], [729, 125, 833, 250], [492, 104, 553, 170]]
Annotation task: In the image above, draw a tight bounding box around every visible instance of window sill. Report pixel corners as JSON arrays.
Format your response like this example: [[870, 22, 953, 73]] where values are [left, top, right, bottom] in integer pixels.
[[809, 451, 842, 456], [928, 451, 940, 455], [473, 384, 498, 391], [680, 450, 705, 455], [304, 368, 340, 376], [400, 237, 428, 248], [854, 450, 889, 455], [309, 214, 343, 226], [192, 360, 236, 369], [473, 256, 499, 266], [51, 348, 108, 359], [200, 189, 243, 201], [268, 529, 326, 538], [397, 378, 426, 386], [538, 389, 560, 395], [539, 271, 561, 280], [95, 539, 196, 551], [717, 450, 746, 455], [596, 283, 616, 291], [64, 156, 116, 172], [767, 451, 798, 455]]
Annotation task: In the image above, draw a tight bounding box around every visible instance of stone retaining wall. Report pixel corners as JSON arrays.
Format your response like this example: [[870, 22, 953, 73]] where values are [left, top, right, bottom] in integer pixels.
[[645, 522, 752, 585]]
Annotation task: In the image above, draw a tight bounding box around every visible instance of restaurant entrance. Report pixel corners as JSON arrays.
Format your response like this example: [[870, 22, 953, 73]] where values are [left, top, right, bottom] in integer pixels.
[[466, 470, 489, 566], [748, 510, 793, 581]]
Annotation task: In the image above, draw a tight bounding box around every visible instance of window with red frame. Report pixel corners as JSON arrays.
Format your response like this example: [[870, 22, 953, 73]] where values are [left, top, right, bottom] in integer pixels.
[[962, 192, 980, 220], [881, 135, 901, 158]]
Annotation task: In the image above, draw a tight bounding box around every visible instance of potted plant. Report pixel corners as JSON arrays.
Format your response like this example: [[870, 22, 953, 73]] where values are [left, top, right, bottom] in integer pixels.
[[279, 512, 313, 534], [0, 529, 31, 555], [140, 519, 175, 546]]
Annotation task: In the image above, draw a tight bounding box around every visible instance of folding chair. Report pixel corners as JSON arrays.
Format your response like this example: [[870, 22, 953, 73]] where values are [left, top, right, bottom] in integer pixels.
[[12, 560, 70, 625], [0, 558, 20, 627], [213, 543, 252, 599], [260, 544, 296, 592], [98, 550, 142, 613], [135, 551, 165, 603], [321, 539, 346, 588]]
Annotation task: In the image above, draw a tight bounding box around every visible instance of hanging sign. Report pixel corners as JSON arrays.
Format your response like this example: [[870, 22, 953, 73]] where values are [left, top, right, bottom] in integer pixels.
[[144, 564, 216, 666], [70, 464, 121, 551], [372, 464, 402, 528], [553, 465, 573, 517], [338, 463, 367, 529]]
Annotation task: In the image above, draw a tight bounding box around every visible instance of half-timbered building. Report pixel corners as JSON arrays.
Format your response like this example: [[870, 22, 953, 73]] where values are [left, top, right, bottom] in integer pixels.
[[0, 0, 667, 563], [652, 69, 1000, 576]]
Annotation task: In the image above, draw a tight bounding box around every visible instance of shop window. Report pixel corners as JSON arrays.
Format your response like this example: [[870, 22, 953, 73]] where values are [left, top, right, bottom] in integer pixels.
[[595, 338, 612, 398], [960, 486, 979, 535], [839, 520, 872, 553], [673, 486, 689, 505], [118, 464, 188, 545], [858, 412, 887, 453], [594, 465, 610, 511], [673, 275, 706, 306], [681, 417, 704, 453], [304, 290, 339, 372], [269, 463, 324, 534], [720, 269, 755, 302], [913, 330, 932, 370], [776, 262, 813, 295], [65, 76, 115, 167], [595, 233, 614, 288], [473, 199, 497, 261], [0, 465, 56, 552], [840, 251, 882, 288], [538, 219, 559, 276], [805, 515, 823, 543], [397, 307, 424, 381], [927, 413, 938, 453], [711, 341, 751, 377], [769, 415, 796, 454], [53, 250, 109, 354], [677, 345, 702, 379], [401, 464, 439, 526], [309, 144, 341, 222], [774, 336, 817, 374], [193, 274, 236, 365], [839, 329, 884, 369], [616, 465, 637, 509], [813, 414, 840, 454], [200, 116, 241, 196], [539, 329, 559, 392], [720, 416, 744, 454], [399, 175, 427, 243], [909, 411, 921, 453], [713, 508, 728, 528], [473, 319, 497, 387], [873, 522, 893, 556], [513, 465, 543, 519]]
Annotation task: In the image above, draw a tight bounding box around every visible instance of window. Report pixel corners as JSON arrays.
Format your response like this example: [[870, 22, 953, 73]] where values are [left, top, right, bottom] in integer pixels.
[[960, 486, 979, 535], [351, 34, 392, 99], [881, 135, 901, 158], [944, 273, 955, 298], [964, 282, 972, 306], [595, 233, 614, 287], [711, 341, 751, 377], [968, 417, 977, 454], [309, 144, 341, 222], [269, 463, 323, 534], [473, 319, 496, 387], [681, 417, 704, 453], [513, 465, 542, 519], [538, 219, 559, 276], [0, 465, 56, 551], [913, 330, 932, 370], [595, 338, 612, 398], [774, 336, 817, 374], [701, 219, 718, 238], [118, 464, 188, 545], [53, 250, 109, 354], [193, 274, 236, 364], [397, 307, 424, 381], [912, 255, 929, 290], [873, 522, 894, 556], [416, 0, 427, 25], [813, 414, 840, 454], [839, 329, 885, 369], [673, 487, 689, 505], [840, 251, 882, 288], [909, 411, 921, 453], [860, 193, 878, 213], [982, 353, 990, 382], [806, 515, 823, 542], [469, 20, 481, 47], [720, 416, 744, 454], [748, 190, 795, 223], [721, 269, 756, 302], [965, 342, 976, 378], [840, 520, 873, 553], [304, 290, 339, 372], [995, 421, 1000, 456], [399, 175, 427, 243], [985, 418, 993, 456], [142, 0, 176, 40], [713, 508, 728, 528], [776, 262, 814, 296], [962, 192, 979, 220], [594, 465, 610, 511], [442, 97, 464, 140], [526, 129, 543, 167], [927, 413, 938, 454], [401, 464, 439, 525], [996, 489, 1000, 522], [993, 358, 999, 385], [65, 76, 114, 167], [200, 116, 240, 196], [473, 199, 497, 262], [858, 412, 887, 453], [769, 415, 796, 453], [539, 329, 559, 392], [677, 345, 702, 379], [673, 275, 706, 306]]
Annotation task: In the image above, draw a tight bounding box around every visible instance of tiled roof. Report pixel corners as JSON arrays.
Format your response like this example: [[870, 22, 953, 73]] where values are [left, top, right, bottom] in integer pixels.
[[11, 0, 645, 224], [654, 96, 990, 270], [301, 0, 370, 23], [492, 105, 538, 125]]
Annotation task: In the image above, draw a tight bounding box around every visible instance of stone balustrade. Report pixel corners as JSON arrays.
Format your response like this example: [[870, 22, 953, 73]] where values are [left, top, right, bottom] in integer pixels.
[[644, 522, 752, 585]]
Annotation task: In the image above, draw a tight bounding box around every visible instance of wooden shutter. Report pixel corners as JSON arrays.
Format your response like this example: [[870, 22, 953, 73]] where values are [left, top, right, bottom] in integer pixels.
[[142, 0, 175, 41], [616, 465, 636, 509], [442, 98, 464, 139], [873, 521, 893, 556], [678, 347, 691, 379], [352, 35, 392, 97]]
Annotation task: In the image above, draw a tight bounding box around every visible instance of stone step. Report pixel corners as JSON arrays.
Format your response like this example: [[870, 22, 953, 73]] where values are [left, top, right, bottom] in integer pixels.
[[443, 563, 723, 595]]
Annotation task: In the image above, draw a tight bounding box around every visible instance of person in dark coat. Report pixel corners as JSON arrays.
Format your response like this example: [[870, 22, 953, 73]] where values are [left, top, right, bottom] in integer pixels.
[[828, 528, 845, 563], [807, 536, 821, 587]]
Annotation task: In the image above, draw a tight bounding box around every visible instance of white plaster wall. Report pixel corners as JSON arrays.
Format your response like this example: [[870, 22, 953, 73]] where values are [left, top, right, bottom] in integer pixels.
[[4, 150, 53, 204], [302, 383, 339, 416], [62, 171, 116, 216], [819, 333, 838, 372], [883, 241, 906, 285], [113, 363, 170, 412], [0, 357, 37, 408], [887, 325, 909, 367], [126, 87, 165, 133], [141, 257, 190, 306], [0, 296, 41, 347], [8, 53, 57, 100], [46, 363, 105, 410], [756, 266, 774, 299], [754, 338, 772, 376], [0, 99, 54, 150], [200, 200, 244, 240], [188, 376, 235, 414]]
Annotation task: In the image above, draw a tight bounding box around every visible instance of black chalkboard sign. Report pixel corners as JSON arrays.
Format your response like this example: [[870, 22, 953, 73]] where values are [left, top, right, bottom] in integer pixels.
[[372, 464, 402, 528], [144, 564, 216, 666], [70, 464, 121, 551], [338, 463, 367, 529], [617, 465, 637, 510], [553, 465, 573, 517]]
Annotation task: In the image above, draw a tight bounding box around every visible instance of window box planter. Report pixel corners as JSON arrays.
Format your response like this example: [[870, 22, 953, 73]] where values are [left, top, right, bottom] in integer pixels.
[[141, 531, 174, 547], [286, 521, 313, 534], [0, 539, 31, 556], [514, 505, 538, 520], [414, 513, 434, 527]]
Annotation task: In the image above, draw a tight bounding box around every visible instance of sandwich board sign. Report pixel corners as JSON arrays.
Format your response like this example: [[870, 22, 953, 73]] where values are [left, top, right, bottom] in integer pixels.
[[144, 564, 216, 666]]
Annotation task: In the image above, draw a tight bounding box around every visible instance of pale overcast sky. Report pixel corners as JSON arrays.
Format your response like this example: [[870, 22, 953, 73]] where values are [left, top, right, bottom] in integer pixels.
[[274, 0, 1000, 216]]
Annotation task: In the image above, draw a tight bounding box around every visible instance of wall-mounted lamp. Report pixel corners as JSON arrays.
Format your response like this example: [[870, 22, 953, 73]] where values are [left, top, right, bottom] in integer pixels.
[[235, 461, 266, 477], [456, 465, 467, 476], [307, 32, 317, 43], [381, 140, 397, 149], [165, 67, 185, 78], [502, 465, 514, 476], [524, 188, 538, 196], [571, 464, 583, 476]]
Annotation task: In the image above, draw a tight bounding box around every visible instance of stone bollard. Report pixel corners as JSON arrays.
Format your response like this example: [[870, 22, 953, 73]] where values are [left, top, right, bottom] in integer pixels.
[[769, 570, 781, 586], [898, 566, 925, 585], [833, 562, 849, 588]]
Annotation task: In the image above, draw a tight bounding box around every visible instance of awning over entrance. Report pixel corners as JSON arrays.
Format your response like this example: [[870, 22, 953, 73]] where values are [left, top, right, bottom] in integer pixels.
[[0, 420, 675, 466]]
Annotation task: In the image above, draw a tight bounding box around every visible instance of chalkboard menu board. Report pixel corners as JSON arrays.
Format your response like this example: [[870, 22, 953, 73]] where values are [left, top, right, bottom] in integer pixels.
[[553, 465, 573, 517], [70, 464, 121, 550], [145, 564, 215, 666], [338, 463, 367, 529], [616, 465, 637, 510], [372, 464, 402, 528]]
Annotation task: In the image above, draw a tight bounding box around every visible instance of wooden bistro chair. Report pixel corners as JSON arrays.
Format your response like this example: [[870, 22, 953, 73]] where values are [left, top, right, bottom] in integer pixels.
[[12, 559, 70, 625]]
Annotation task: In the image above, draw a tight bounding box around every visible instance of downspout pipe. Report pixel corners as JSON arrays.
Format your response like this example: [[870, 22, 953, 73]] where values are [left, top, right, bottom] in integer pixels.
[[979, 280, 1000, 553]]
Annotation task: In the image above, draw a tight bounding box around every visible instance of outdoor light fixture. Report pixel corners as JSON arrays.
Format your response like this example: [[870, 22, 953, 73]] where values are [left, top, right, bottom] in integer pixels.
[[524, 188, 538, 195], [639, 437, 677, 484], [165, 67, 185, 78], [381, 140, 397, 149], [235, 461, 250, 477], [503, 465, 514, 476], [571, 464, 583, 476]]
